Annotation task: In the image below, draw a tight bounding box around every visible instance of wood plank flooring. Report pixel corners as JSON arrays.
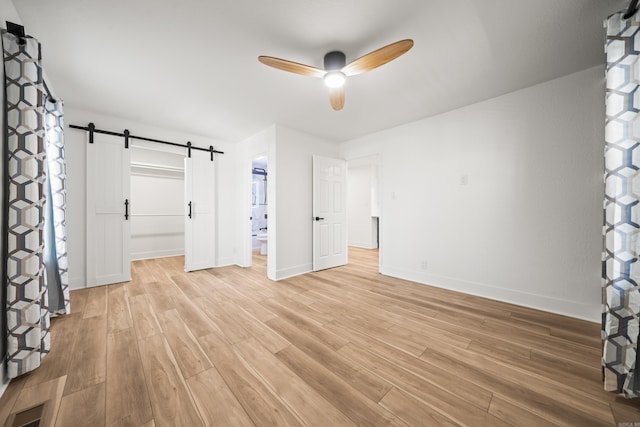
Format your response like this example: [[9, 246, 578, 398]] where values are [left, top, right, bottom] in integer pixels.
[[1, 247, 638, 426]]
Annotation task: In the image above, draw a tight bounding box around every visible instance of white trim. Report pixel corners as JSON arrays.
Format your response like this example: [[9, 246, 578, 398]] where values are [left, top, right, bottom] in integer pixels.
[[131, 249, 184, 261], [129, 140, 185, 155], [69, 276, 86, 290], [273, 263, 313, 281], [348, 241, 378, 250], [215, 256, 236, 268], [130, 161, 184, 180], [130, 214, 183, 218], [380, 266, 600, 323], [130, 161, 184, 172], [235, 256, 251, 268]]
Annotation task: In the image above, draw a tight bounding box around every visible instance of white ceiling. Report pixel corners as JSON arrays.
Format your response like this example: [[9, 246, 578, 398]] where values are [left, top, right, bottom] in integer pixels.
[[14, 0, 627, 143]]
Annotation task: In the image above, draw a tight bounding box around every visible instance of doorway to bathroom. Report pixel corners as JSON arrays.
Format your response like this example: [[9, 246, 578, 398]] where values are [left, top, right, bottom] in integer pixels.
[[346, 155, 380, 270], [251, 155, 268, 266]]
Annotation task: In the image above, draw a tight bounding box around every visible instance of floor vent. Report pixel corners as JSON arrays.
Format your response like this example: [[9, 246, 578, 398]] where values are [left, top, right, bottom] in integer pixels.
[[7, 403, 44, 427]]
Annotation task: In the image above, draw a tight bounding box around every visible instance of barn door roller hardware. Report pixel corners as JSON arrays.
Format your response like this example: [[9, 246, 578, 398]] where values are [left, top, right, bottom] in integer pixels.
[[69, 122, 224, 161]]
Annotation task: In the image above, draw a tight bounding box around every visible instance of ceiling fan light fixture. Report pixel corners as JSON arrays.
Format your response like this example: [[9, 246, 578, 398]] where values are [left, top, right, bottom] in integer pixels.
[[258, 39, 413, 109], [324, 71, 346, 88]]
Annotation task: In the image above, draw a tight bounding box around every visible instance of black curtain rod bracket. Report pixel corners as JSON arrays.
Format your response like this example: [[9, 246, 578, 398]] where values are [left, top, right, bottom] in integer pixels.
[[625, 0, 638, 19], [5, 21, 56, 102], [69, 123, 224, 160], [5, 21, 25, 45]]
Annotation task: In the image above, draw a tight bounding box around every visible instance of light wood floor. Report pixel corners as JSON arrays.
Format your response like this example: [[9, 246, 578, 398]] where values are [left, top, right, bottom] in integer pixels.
[[1, 247, 638, 426]]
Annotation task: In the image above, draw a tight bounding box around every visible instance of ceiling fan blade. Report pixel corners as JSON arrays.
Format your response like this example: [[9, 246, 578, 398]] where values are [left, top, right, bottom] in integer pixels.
[[258, 56, 325, 78], [342, 39, 414, 77], [329, 87, 345, 111]]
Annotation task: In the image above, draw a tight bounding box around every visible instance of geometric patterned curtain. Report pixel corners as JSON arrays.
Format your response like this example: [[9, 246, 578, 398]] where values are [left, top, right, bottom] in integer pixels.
[[603, 10, 640, 398], [1, 30, 69, 378]]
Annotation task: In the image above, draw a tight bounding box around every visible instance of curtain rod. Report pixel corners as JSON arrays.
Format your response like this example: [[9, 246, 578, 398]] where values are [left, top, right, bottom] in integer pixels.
[[69, 123, 224, 159], [625, 0, 638, 19]]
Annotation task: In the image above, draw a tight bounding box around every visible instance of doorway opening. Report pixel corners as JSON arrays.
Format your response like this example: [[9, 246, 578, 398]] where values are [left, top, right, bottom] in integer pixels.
[[346, 155, 380, 271], [251, 155, 268, 269], [130, 144, 185, 263]]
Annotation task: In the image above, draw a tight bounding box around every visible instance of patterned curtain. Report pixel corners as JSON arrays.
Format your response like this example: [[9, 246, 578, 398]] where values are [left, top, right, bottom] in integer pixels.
[[2, 31, 70, 378], [603, 11, 640, 398]]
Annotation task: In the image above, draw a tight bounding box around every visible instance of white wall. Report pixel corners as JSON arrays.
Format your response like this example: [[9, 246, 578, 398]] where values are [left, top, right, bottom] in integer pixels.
[[1, 0, 22, 25], [65, 107, 237, 289], [130, 146, 185, 260], [343, 66, 605, 322], [272, 125, 339, 280]]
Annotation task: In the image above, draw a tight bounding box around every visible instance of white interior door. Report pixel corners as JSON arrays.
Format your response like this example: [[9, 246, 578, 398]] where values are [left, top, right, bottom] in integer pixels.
[[184, 151, 216, 272], [86, 133, 131, 286], [313, 155, 348, 271]]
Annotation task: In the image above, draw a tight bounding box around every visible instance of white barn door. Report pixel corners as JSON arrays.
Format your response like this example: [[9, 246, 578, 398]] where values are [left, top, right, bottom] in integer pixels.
[[86, 134, 131, 286], [184, 151, 216, 272], [313, 155, 347, 271]]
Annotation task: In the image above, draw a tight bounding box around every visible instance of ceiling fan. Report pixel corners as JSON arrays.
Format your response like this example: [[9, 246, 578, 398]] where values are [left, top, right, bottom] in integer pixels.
[[258, 39, 414, 111]]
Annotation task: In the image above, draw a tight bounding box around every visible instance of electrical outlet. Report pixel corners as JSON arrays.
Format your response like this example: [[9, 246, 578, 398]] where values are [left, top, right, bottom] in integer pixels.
[[421, 260, 428, 270]]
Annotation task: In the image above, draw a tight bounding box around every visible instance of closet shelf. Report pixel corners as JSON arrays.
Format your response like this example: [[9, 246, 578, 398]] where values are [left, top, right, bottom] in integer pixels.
[[130, 213, 184, 217]]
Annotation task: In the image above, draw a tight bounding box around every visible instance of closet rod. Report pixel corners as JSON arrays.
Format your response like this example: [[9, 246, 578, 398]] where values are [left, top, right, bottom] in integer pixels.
[[129, 214, 183, 217], [69, 123, 224, 158]]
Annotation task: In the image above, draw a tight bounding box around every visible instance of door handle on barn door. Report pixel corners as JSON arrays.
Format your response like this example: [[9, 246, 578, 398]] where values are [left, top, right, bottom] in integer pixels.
[[124, 199, 129, 220], [314, 216, 325, 221], [188, 201, 192, 219]]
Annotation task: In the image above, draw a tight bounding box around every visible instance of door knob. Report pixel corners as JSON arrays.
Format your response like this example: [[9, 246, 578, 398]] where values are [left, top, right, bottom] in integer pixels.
[[314, 216, 325, 221]]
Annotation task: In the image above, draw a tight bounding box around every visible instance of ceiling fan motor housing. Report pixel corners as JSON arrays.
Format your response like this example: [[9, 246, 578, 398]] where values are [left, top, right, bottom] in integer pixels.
[[324, 51, 346, 71]]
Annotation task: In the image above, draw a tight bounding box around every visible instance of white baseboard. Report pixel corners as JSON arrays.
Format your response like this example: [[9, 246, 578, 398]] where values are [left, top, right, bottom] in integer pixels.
[[234, 256, 251, 268], [215, 256, 236, 268], [273, 263, 313, 281], [131, 249, 184, 261], [69, 276, 86, 291], [348, 241, 378, 249], [381, 266, 600, 323]]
